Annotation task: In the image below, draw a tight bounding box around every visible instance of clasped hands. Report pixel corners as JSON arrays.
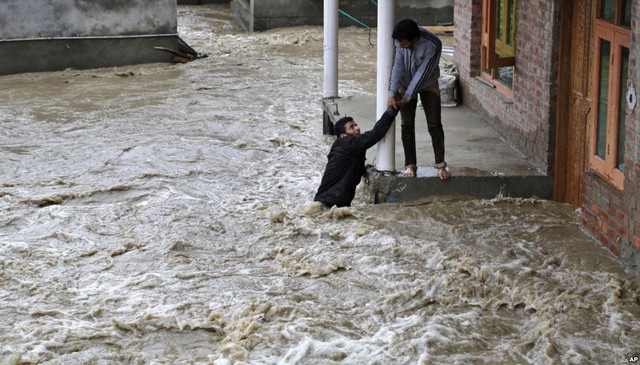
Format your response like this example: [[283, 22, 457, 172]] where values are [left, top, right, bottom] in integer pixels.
[[387, 94, 407, 111]]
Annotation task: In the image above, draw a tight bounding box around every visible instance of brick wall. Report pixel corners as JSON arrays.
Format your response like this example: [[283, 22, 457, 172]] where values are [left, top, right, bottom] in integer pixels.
[[581, 174, 631, 256], [452, 0, 481, 77], [580, 0, 640, 273], [630, 0, 640, 260], [453, 0, 560, 172]]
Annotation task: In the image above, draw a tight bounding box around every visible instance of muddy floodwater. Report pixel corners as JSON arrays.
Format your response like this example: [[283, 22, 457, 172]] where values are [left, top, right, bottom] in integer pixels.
[[1, 5, 639, 365]]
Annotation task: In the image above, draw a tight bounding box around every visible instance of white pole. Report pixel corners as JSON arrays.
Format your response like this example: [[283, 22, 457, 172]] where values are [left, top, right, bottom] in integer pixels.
[[323, 0, 338, 99], [375, 0, 396, 172]]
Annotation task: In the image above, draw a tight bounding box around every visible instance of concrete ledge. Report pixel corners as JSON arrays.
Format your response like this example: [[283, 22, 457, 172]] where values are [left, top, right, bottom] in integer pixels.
[[0, 36, 177, 75], [368, 171, 553, 204]]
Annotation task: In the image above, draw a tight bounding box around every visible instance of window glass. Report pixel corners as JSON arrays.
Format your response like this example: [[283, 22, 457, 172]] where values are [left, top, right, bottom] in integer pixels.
[[622, 0, 631, 27], [495, 0, 516, 59], [600, 0, 616, 22], [596, 39, 611, 160], [591, 0, 629, 189], [481, 0, 516, 92], [617, 46, 629, 170], [497, 67, 513, 89], [497, 0, 504, 40], [506, 0, 514, 44]]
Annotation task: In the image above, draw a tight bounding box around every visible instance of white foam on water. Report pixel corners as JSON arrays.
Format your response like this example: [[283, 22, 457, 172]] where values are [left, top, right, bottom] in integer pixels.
[[1, 5, 639, 365]]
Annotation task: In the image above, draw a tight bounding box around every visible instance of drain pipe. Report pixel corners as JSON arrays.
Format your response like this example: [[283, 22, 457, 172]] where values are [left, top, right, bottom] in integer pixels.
[[375, 0, 396, 172], [323, 0, 338, 99]]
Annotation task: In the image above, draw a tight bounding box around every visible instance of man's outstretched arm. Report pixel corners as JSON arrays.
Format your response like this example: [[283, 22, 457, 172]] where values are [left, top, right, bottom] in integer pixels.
[[346, 107, 399, 151]]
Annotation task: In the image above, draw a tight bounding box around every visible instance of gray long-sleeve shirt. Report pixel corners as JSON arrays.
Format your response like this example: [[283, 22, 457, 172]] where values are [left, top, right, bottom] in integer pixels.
[[388, 28, 442, 104]]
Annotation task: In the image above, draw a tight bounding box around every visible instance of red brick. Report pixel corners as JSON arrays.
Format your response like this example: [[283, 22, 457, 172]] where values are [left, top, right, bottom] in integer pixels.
[[598, 217, 607, 231], [607, 214, 618, 228], [618, 225, 629, 239], [605, 228, 615, 241], [610, 242, 621, 256]]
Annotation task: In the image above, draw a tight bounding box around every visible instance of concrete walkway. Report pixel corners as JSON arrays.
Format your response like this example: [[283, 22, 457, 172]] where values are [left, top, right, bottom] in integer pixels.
[[322, 96, 553, 203]]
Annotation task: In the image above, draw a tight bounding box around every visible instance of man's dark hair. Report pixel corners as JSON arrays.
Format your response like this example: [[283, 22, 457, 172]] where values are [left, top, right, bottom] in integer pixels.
[[392, 19, 420, 41], [334, 116, 354, 137]]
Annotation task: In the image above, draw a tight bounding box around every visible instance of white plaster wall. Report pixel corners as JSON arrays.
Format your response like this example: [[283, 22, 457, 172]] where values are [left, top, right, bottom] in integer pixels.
[[0, 0, 177, 40]]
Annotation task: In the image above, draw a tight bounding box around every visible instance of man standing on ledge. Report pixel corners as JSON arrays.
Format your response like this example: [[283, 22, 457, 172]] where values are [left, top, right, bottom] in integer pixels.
[[315, 107, 399, 207], [387, 18, 451, 180]]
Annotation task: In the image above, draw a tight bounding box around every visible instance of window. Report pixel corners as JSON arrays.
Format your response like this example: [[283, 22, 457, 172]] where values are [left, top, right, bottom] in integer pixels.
[[590, 0, 631, 190], [481, 0, 516, 94]]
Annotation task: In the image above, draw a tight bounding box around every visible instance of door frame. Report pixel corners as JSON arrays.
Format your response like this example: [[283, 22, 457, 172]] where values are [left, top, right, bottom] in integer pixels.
[[553, 0, 575, 203]]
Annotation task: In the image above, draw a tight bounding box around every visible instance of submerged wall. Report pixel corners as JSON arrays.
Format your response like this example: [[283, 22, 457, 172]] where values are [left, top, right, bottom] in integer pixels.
[[231, 0, 454, 32], [0, 0, 178, 75]]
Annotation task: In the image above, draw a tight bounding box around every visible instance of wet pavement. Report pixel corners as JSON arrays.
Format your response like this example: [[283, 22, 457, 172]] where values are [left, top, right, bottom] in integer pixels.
[[328, 96, 542, 177]]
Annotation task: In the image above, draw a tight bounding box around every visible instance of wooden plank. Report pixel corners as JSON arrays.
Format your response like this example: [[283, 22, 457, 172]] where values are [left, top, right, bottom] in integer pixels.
[[423, 25, 454, 35]]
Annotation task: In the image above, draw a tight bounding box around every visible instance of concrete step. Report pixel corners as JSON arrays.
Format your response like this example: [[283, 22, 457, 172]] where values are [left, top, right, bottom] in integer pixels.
[[368, 170, 553, 204]]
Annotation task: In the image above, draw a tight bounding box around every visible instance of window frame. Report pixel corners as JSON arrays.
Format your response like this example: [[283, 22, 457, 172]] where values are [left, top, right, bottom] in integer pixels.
[[481, 0, 517, 95], [589, 0, 631, 191]]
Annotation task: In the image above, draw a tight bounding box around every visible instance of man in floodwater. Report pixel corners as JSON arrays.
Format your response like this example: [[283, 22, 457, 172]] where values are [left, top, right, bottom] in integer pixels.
[[314, 106, 399, 207], [387, 18, 451, 180]]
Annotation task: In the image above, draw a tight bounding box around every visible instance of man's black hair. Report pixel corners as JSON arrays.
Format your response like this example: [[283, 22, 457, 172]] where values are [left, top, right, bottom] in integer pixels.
[[334, 116, 354, 137], [392, 19, 420, 41]]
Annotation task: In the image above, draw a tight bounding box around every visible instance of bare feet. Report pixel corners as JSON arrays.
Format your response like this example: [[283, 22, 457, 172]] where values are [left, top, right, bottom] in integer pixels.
[[402, 165, 417, 177], [438, 167, 451, 180]]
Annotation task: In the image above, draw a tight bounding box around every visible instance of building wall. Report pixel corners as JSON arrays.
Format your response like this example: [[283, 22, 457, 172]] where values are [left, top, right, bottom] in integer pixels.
[[0, 0, 178, 75], [0, 0, 176, 38], [581, 0, 640, 273], [632, 0, 640, 266], [453, 0, 560, 173], [451, 0, 481, 78], [231, 0, 454, 32], [454, 0, 640, 275]]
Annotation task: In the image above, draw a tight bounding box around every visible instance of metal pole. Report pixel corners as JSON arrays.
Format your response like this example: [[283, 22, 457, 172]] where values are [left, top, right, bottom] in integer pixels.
[[323, 0, 338, 99], [375, 0, 396, 172]]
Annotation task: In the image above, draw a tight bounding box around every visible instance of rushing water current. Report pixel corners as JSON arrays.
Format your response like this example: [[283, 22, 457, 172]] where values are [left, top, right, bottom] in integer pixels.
[[1, 5, 639, 365]]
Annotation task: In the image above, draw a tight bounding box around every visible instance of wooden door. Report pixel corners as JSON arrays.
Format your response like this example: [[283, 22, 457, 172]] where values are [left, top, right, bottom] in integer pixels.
[[554, 0, 596, 205]]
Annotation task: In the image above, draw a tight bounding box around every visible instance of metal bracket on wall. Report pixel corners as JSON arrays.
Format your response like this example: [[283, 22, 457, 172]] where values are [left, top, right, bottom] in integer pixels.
[[627, 80, 636, 111]]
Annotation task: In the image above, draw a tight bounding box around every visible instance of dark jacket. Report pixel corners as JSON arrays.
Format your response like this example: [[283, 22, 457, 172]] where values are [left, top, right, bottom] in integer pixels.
[[314, 107, 398, 207]]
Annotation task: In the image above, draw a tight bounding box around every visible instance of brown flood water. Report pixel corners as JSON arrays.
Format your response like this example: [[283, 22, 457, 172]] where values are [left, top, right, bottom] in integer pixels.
[[0, 5, 639, 365]]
